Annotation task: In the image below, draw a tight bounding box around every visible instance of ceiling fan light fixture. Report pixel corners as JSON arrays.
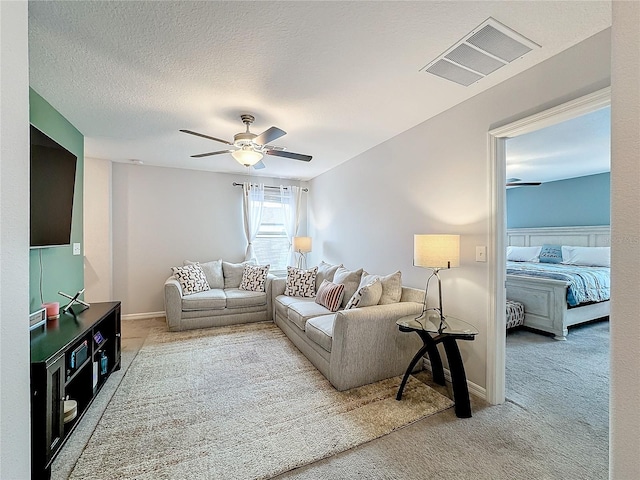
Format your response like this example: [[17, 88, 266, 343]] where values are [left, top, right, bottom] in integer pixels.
[[231, 146, 263, 166]]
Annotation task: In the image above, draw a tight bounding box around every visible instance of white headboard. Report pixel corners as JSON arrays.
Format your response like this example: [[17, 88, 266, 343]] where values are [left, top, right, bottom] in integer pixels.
[[507, 225, 610, 247]]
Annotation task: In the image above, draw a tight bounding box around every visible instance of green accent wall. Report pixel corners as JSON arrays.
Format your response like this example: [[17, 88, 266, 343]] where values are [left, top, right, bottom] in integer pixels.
[[29, 88, 84, 312]]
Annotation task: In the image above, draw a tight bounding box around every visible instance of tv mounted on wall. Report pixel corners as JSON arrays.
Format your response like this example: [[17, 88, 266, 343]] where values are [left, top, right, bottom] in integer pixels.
[[30, 125, 78, 248]]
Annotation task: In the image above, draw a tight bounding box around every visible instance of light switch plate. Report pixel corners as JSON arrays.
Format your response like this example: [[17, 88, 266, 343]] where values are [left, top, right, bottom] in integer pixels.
[[476, 246, 487, 262], [73, 243, 81, 255]]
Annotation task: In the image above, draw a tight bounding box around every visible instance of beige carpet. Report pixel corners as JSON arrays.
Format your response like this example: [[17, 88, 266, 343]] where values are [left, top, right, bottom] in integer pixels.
[[69, 322, 452, 479]]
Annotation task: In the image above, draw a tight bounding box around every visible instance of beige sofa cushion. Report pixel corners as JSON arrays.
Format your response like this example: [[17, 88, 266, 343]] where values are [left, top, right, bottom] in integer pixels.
[[333, 266, 363, 308], [181, 288, 226, 311], [362, 270, 402, 305], [345, 278, 383, 309], [288, 301, 332, 331], [305, 314, 335, 353], [225, 288, 267, 309], [315, 261, 343, 290], [223, 261, 254, 289]]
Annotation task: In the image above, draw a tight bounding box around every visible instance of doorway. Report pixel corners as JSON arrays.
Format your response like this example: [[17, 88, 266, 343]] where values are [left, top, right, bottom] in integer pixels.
[[486, 87, 611, 404]]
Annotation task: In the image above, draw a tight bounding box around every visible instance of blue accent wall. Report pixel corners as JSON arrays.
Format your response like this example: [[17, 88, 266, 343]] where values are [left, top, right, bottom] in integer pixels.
[[29, 88, 84, 311], [507, 172, 610, 228]]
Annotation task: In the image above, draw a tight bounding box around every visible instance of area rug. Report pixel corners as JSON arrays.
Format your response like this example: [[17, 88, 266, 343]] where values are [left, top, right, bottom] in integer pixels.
[[69, 322, 453, 479]]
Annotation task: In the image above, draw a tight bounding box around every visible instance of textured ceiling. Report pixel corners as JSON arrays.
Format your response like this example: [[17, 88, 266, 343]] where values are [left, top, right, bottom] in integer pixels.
[[28, 1, 611, 181], [507, 106, 611, 185]]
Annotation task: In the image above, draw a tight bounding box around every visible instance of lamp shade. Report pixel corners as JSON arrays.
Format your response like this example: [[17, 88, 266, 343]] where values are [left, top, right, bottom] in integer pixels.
[[231, 147, 263, 166], [414, 234, 460, 269], [293, 236, 312, 253]]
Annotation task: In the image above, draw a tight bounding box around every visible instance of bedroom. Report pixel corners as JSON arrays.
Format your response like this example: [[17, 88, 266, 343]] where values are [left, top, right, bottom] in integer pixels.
[[2, 2, 639, 479], [503, 105, 611, 458]]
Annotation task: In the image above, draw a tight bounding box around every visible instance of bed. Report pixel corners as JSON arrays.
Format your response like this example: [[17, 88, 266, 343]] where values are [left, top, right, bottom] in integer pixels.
[[506, 226, 610, 340]]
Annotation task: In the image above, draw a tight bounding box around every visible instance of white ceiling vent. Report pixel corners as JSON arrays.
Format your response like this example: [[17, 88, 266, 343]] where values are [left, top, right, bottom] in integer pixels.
[[422, 18, 540, 87]]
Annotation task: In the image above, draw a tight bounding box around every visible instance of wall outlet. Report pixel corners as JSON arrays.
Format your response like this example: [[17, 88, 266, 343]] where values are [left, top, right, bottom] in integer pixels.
[[476, 246, 487, 262], [73, 243, 81, 255]]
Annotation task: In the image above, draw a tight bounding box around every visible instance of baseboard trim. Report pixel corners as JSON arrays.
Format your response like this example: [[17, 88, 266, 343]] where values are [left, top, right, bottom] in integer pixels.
[[423, 357, 487, 401], [122, 311, 166, 321]]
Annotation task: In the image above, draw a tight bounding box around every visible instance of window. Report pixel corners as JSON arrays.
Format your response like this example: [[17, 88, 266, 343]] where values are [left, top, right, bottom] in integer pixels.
[[253, 190, 290, 274]]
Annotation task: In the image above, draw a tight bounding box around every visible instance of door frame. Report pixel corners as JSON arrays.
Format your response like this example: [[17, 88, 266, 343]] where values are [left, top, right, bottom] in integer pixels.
[[486, 86, 611, 404]]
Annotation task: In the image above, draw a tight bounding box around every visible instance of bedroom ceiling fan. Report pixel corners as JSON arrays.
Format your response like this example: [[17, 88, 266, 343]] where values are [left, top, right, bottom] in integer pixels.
[[180, 114, 312, 170], [506, 177, 542, 187]]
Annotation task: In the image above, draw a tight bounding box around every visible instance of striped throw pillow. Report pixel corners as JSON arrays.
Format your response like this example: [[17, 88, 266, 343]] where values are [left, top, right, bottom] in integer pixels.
[[315, 280, 345, 312]]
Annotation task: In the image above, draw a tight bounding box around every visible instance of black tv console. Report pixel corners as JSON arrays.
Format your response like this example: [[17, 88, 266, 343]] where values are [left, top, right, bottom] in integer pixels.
[[30, 301, 121, 479]]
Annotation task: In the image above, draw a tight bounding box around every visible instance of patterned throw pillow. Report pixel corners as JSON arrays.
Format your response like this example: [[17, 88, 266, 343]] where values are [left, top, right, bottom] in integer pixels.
[[171, 264, 210, 295], [315, 280, 345, 312], [538, 244, 563, 264], [345, 278, 383, 309], [284, 266, 318, 297], [239, 264, 270, 292]]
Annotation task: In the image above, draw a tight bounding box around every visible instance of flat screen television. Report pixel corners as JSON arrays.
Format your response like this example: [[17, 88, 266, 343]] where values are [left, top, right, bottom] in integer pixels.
[[30, 125, 77, 248]]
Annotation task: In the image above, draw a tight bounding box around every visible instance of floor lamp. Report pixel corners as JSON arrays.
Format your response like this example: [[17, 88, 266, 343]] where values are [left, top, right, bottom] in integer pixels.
[[413, 234, 460, 328], [293, 236, 312, 269]]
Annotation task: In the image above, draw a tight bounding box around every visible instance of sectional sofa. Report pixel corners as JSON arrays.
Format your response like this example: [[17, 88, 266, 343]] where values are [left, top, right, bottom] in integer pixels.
[[164, 260, 425, 390]]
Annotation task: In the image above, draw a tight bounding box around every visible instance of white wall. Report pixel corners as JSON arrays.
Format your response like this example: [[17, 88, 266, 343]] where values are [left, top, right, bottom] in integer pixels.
[[0, 2, 31, 478], [111, 163, 308, 315], [610, 1, 640, 477], [308, 29, 611, 391], [84, 157, 113, 302]]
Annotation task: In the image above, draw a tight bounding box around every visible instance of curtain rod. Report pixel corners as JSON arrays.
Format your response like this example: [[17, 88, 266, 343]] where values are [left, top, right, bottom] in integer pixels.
[[232, 182, 308, 192]]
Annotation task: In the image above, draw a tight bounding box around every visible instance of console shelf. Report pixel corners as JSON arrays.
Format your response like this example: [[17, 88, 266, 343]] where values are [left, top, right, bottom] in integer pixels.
[[30, 301, 121, 479]]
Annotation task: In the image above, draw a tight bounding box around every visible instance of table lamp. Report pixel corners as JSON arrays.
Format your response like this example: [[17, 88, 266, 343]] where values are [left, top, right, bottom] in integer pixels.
[[293, 236, 312, 269], [413, 234, 460, 323]]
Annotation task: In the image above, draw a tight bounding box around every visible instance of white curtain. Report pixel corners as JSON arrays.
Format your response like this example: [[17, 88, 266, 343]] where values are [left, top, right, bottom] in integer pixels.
[[242, 182, 265, 262], [280, 185, 303, 267]]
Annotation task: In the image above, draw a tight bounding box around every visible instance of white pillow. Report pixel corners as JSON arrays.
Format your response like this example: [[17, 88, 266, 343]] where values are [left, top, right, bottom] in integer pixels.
[[506, 246, 541, 262], [561, 246, 610, 267]]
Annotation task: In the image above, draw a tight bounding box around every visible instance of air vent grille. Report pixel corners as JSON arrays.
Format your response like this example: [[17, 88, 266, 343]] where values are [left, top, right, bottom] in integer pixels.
[[467, 25, 533, 62], [421, 18, 539, 87], [426, 60, 483, 87]]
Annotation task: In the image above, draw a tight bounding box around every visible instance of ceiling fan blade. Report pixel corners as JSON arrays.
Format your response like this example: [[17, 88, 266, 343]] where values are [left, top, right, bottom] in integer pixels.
[[254, 126, 286, 145], [180, 129, 233, 146], [253, 160, 266, 170], [191, 150, 234, 158], [266, 150, 312, 162], [506, 182, 542, 186]]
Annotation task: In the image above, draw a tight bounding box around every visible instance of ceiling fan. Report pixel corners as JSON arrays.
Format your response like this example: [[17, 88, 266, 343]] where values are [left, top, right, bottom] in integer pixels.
[[180, 114, 312, 169], [506, 177, 542, 187]]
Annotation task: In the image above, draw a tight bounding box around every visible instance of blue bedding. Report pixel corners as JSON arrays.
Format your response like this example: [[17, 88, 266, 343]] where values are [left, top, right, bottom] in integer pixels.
[[506, 261, 610, 307]]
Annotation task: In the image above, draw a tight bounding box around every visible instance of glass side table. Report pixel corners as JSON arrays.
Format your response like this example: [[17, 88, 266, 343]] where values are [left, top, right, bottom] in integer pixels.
[[396, 313, 478, 418]]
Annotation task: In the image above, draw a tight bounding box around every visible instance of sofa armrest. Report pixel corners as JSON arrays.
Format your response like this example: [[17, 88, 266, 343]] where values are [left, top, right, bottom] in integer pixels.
[[271, 277, 287, 318], [164, 276, 183, 331], [329, 301, 423, 390], [265, 274, 277, 322]]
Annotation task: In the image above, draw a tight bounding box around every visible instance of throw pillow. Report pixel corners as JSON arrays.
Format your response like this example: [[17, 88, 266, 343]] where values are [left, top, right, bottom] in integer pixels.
[[239, 264, 270, 292], [315, 280, 345, 312], [222, 260, 255, 289], [284, 266, 318, 297], [561, 246, 610, 267], [315, 261, 343, 290], [345, 278, 382, 309], [538, 245, 563, 264], [184, 259, 224, 289], [333, 266, 363, 308], [361, 270, 402, 305], [171, 264, 210, 295], [506, 246, 541, 262]]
